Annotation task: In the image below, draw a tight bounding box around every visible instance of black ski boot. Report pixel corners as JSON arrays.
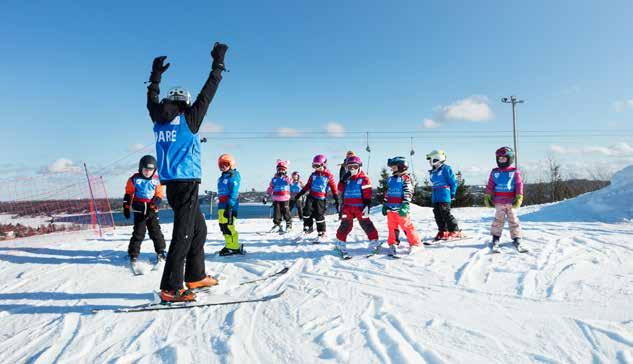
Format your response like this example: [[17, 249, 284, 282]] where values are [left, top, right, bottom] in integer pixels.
[[219, 245, 245, 256], [512, 238, 528, 253], [157, 251, 167, 262], [489, 236, 501, 253]]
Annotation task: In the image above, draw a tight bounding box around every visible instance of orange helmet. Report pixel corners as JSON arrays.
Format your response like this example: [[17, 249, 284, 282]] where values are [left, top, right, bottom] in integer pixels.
[[218, 154, 236, 170]]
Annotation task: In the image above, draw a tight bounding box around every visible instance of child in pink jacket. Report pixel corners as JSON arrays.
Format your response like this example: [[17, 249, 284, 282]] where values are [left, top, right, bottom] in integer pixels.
[[484, 147, 526, 253], [267, 160, 293, 233]]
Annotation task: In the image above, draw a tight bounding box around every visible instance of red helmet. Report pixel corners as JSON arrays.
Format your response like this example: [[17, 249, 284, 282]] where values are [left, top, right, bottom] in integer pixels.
[[218, 154, 236, 170]]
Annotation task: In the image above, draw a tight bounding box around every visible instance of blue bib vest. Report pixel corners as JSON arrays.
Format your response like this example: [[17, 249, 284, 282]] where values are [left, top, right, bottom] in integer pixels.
[[218, 170, 240, 210], [290, 181, 302, 194], [429, 165, 455, 203], [385, 176, 404, 208], [154, 114, 201, 181], [271, 176, 291, 194], [310, 173, 330, 200], [343, 178, 364, 207], [492, 169, 516, 193], [132, 175, 159, 201]]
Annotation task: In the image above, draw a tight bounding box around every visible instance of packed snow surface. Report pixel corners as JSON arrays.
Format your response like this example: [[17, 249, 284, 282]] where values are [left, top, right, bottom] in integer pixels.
[[1, 197, 633, 362]]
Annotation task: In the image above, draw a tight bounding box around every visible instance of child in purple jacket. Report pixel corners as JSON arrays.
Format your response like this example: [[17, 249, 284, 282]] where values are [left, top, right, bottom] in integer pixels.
[[484, 147, 526, 253]]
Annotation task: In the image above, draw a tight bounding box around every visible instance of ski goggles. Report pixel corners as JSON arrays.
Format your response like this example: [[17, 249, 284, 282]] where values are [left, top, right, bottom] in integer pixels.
[[312, 163, 324, 169], [496, 148, 511, 157], [346, 164, 360, 170]]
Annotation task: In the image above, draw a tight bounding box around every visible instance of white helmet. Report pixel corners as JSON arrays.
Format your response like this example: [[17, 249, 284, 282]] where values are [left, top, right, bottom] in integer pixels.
[[426, 150, 446, 168], [166, 86, 192, 105]]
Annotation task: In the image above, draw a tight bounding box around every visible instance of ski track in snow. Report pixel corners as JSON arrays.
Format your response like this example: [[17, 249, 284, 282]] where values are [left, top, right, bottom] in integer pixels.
[[0, 205, 632, 363]]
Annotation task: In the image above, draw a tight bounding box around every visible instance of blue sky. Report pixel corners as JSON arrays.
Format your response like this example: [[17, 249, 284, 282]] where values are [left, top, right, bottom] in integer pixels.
[[2, 0, 633, 197]]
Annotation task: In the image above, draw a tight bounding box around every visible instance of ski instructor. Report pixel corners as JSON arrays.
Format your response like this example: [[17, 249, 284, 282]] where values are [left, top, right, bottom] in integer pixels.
[[147, 42, 228, 302]]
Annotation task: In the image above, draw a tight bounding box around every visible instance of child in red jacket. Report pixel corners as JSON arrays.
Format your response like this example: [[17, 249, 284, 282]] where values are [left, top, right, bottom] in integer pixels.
[[335, 156, 378, 258]]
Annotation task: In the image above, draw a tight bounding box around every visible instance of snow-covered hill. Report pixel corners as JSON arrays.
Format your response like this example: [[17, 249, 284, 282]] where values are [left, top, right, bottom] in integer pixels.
[[523, 165, 633, 223], [1, 178, 633, 362]]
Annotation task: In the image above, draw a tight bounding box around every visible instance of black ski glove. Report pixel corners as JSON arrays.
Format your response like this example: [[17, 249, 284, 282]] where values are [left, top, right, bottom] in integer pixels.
[[150, 196, 161, 211], [224, 205, 234, 225], [123, 194, 132, 219], [363, 199, 372, 215], [211, 42, 229, 71], [334, 197, 340, 214], [150, 56, 170, 83]]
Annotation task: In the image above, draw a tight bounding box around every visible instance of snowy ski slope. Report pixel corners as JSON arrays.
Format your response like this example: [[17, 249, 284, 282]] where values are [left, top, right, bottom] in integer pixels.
[[1, 167, 632, 363]]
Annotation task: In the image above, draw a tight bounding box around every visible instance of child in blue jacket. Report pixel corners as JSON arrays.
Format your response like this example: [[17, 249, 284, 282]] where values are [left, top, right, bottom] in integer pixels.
[[217, 154, 243, 256], [426, 150, 462, 241]]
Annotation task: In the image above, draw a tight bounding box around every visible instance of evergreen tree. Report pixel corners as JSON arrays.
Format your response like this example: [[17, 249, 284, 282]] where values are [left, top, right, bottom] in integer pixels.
[[452, 171, 474, 207], [374, 167, 391, 205], [412, 177, 432, 207]]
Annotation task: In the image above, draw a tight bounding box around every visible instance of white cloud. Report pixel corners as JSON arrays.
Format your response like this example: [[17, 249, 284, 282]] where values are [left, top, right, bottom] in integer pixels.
[[199, 122, 224, 134], [437, 95, 494, 122], [549, 145, 579, 155], [421, 118, 440, 129], [325, 122, 345, 137], [45, 158, 81, 174], [586, 142, 633, 156], [613, 99, 633, 112], [128, 143, 146, 152], [550, 142, 633, 157], [277, 127, 301, 137]]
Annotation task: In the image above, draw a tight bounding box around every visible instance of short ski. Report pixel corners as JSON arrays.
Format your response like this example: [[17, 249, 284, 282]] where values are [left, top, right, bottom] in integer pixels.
[[93, 290, 285, 313], [238, 267, 290, 285], [334, 247, 351, 260], [193, 266, 290, 294], [513, 241, 529, 253], [130, 261, 147, 276]]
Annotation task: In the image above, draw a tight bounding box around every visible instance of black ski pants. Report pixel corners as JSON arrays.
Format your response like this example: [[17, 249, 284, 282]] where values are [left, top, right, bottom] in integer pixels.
[[302, 196, 327, 232], [160, 182, 207, 291], [433, 202, 459, 232], [289, 195, 304, 218], [128, 204, 166, 258], [272, 200, 292, 225]]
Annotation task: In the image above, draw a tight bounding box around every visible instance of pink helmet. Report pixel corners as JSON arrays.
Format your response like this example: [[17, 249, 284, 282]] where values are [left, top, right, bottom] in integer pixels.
[[291, 171, 300, 178], [312, 154, 327, 166], [345, 155, 362, 167], [276, 159, 289, 170]]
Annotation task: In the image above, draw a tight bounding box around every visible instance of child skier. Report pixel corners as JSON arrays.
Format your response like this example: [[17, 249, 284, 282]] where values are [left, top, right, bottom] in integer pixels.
[[289, 171, 305, 218], [123, 155, 167, 264], [484, 146, 526, 253], [381, 156, 421, 255], [293, 154, 339, 242], [217, 154, 244, 256], [266, 160, 293, 233], [426, 150, 462, 241], [335, 156, 378, 258], [148, 43, 227, 302]]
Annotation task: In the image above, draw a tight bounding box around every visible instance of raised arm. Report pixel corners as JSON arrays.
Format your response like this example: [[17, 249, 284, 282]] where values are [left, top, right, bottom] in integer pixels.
[[184, 43, 228, 133], [147, 56, 170, 122]]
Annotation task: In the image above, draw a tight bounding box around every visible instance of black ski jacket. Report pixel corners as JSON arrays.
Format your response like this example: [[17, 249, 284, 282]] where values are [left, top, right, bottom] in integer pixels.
[[147, 68, 223, 134]]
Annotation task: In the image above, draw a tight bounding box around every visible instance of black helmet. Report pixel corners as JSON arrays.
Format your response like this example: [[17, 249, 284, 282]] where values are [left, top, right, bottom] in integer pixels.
[[387, 156, 409, 173], [139, 155, 157, 174]]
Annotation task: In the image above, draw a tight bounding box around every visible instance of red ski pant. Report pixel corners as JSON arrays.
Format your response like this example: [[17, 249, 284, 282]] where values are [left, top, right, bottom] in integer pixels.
[[336, 206, 378, 242], [387, 211, 421, 246]]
